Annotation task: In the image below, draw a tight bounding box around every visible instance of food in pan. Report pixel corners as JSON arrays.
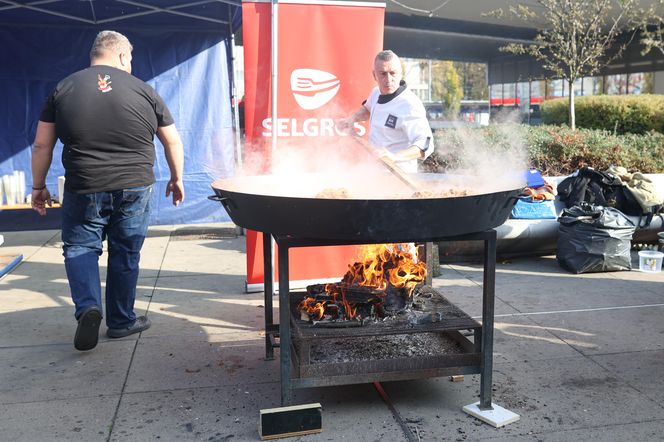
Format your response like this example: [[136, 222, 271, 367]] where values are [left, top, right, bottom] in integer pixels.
[[315, 187, 470, 199], [411, 189, 470, 198], [316, 188, 351, 199]]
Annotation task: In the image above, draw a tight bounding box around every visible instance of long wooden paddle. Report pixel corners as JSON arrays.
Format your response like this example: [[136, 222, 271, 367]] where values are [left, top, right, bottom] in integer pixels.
[[349, 134, 420, 191]]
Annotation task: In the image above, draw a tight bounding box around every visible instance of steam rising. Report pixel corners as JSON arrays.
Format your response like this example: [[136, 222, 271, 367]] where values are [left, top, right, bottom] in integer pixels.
[[236, 136, 412, 198], [435, 119, 529, 195], [227, 113, 528, 199]]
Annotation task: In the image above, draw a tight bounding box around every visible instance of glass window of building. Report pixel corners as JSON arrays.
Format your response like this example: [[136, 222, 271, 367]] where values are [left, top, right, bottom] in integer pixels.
[[606, 74, 627, 94], [628, 72, 653, 94], [581, 77, 594, 95], [531, 80, 545, 104], [503, 83, 516, 106], [490, 83, 503, 105], [583, 76, 603, 95], [516, 81, 530, 113], [573, 78, 583, 95], [550, 79, 568, 97]]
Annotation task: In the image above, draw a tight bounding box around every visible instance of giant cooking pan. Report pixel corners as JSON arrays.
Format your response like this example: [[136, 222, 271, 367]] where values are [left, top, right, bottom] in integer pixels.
[[210, 173, 522, 242]]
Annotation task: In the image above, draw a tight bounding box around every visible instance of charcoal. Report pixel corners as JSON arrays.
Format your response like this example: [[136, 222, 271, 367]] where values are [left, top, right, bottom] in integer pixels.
[[311, 319, 363, 328], [307, 332, 463, 363]]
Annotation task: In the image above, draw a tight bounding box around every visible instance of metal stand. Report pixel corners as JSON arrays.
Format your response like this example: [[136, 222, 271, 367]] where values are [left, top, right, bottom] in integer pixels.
[[262, 230, 498, 408]]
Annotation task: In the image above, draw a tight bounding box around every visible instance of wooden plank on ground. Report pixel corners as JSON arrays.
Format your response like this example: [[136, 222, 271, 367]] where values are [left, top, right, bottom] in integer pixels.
[[259, 403, 322, 440]]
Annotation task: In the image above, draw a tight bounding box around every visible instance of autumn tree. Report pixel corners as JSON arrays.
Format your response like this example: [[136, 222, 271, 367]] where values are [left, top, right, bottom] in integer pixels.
[[492, 0, 637, 129], [454, 62, 488, 100], [431, 61, 463, 118]]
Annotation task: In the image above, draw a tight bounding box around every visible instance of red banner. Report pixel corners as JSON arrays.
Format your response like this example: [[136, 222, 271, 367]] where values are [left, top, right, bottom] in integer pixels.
[[241, 0, 385, 290]]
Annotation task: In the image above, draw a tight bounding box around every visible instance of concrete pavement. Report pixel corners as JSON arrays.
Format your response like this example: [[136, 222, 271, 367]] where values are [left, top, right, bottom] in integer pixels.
[[0, 224, 663, 441]]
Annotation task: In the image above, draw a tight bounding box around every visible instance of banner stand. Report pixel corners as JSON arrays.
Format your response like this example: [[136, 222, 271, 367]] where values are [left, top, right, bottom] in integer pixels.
[[241, 0, 386, 292]]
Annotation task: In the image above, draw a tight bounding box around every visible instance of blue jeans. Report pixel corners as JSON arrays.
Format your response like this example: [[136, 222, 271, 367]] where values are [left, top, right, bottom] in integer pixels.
[[61, 185, 152, 329]]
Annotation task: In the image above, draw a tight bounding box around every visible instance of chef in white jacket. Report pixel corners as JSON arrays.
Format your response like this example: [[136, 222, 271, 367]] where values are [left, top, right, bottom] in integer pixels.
[[337, 50, 434, 174]]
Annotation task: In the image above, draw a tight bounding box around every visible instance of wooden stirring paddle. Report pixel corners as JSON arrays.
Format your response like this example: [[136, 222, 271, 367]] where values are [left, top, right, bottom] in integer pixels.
[[349, 134, 420, 191]]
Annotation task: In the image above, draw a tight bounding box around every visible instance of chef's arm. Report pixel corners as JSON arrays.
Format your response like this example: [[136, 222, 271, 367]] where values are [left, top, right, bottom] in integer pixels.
[[393, 145, 426, 162], [157, 124, 185, 206], [347, 105, 370, 124], [336, 106, 370, 132]]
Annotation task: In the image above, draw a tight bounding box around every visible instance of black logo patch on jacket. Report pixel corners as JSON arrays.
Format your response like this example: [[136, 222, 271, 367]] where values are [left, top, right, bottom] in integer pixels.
[[385, 114, 398, 129]]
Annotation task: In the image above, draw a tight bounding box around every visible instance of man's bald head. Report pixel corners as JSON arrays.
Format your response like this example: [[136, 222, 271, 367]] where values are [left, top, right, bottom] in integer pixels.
[[373, 50, 403, 95]]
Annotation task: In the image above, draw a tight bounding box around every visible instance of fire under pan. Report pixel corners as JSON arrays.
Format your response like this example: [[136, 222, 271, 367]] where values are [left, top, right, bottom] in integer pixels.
[[289, 289, 482, 387], [261, 230, 498, 407]]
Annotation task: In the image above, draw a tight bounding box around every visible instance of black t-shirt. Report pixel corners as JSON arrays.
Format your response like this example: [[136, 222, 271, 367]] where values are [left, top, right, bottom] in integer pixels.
[[39, 65, 174, 193]]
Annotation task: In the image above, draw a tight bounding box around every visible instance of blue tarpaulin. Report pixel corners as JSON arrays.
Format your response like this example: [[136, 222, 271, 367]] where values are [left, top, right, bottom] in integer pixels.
[[0, 1, 240, 225]]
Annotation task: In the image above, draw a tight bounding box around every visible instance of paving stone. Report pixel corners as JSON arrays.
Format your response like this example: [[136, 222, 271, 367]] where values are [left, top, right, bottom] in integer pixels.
[[0, 341, 134, 404], [0, 396, 117, 441], [125, 339, 276, 393]]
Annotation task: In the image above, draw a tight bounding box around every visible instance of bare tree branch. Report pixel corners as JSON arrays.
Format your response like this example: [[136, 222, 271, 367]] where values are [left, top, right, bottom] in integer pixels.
[[491, 0, 638, 129]]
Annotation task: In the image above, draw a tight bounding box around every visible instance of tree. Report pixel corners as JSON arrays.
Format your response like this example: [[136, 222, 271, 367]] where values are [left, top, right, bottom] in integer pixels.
[[454, 62, 488, 101], [431, 61, 463, 118], [493, 0, 637, 130], [638, 1, 664, 55]]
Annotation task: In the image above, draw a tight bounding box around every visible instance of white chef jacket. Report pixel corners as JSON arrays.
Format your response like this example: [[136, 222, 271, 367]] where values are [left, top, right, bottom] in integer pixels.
[[363, 83, 434, 173]]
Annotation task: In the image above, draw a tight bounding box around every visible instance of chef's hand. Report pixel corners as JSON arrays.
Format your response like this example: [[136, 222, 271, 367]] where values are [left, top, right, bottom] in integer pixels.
[[334, 118, 354, 134], [166, 178, 185, 207], [31, 187, 52, 216]]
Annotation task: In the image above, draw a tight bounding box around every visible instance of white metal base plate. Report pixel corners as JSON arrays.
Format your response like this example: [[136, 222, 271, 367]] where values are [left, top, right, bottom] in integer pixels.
[[462, 402, 520, 428]]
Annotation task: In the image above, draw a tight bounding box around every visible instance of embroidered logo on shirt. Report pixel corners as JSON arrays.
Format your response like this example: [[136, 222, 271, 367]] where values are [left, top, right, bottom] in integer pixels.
[[385, 114, 398, 129], [97, 74, 112, 93]]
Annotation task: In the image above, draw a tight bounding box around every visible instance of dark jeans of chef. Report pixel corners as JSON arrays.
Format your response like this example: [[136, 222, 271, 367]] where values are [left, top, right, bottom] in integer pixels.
[[61, 184, 153, 329]]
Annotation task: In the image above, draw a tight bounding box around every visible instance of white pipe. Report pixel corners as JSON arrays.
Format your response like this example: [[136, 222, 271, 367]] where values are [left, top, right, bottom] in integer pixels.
[[271, 0, 279, 156], [270, 0, 279, 294]]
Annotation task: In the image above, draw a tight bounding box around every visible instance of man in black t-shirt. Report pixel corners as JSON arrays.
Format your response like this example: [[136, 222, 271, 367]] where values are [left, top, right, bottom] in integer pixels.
[[31, 30, 185, 351]]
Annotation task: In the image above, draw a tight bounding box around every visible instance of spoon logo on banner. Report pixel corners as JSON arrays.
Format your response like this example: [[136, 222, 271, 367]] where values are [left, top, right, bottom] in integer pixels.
[[290, 69, 340, 110]]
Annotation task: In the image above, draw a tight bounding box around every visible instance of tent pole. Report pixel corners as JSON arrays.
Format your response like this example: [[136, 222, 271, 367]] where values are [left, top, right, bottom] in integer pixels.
[[271, 0, 278, 157], [230, 30, 243, 169]]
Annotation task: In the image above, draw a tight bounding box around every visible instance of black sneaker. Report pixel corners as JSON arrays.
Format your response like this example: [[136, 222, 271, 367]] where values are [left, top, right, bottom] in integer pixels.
[[74, 306, 102, 351], [106, 316, 151, 339]]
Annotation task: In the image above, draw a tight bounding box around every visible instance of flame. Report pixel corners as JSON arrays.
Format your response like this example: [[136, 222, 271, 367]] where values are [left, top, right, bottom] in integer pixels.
[[299, 297, 326, 320], [298, 244, 426, 322], [342, 244, 426, 295]]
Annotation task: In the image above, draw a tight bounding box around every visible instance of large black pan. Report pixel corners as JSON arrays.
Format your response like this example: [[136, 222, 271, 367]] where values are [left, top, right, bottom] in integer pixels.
[[210, 174, 522, 242]]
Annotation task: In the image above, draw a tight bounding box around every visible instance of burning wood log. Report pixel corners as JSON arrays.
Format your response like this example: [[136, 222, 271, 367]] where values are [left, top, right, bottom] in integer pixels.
[[298, 244, 428, 324]]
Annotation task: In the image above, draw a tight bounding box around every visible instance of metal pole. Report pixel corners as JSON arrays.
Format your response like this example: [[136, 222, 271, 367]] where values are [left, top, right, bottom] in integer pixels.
[[270, 2, 285, 401], [271, 0, 278, 157], [479, 230, 496, 410], [270, 0, 279, 322], [231, 33, 242, 168], [428, 59, 432, 102], [528, 79, 532, 125], [263, 232, 274, 360], [229, 5, 242, 169], [278, 239, 293, 405]]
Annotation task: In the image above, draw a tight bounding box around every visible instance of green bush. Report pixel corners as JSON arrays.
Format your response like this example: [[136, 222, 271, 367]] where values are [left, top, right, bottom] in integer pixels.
[[426, 124, 664, 176], [541, 95, 664, 135]]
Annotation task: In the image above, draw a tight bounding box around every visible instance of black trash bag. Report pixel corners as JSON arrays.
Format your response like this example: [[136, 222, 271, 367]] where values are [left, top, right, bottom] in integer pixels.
[[557, 167, 643, 216], [556, 203, 636, 273]]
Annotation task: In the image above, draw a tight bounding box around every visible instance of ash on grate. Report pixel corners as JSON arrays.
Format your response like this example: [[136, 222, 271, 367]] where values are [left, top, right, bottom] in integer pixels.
[[306, 332, 465, 364]]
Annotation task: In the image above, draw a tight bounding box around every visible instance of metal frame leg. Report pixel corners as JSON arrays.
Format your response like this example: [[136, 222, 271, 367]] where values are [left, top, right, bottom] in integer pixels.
[[479, 230, 496, 410], [423, 242, 433, 286], [278, 242, 293, 405], [262, 232, 274, 360]]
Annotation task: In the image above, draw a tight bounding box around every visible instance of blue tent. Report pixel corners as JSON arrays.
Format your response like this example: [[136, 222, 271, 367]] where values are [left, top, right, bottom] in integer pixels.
[[0, 0, 242, 225]]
